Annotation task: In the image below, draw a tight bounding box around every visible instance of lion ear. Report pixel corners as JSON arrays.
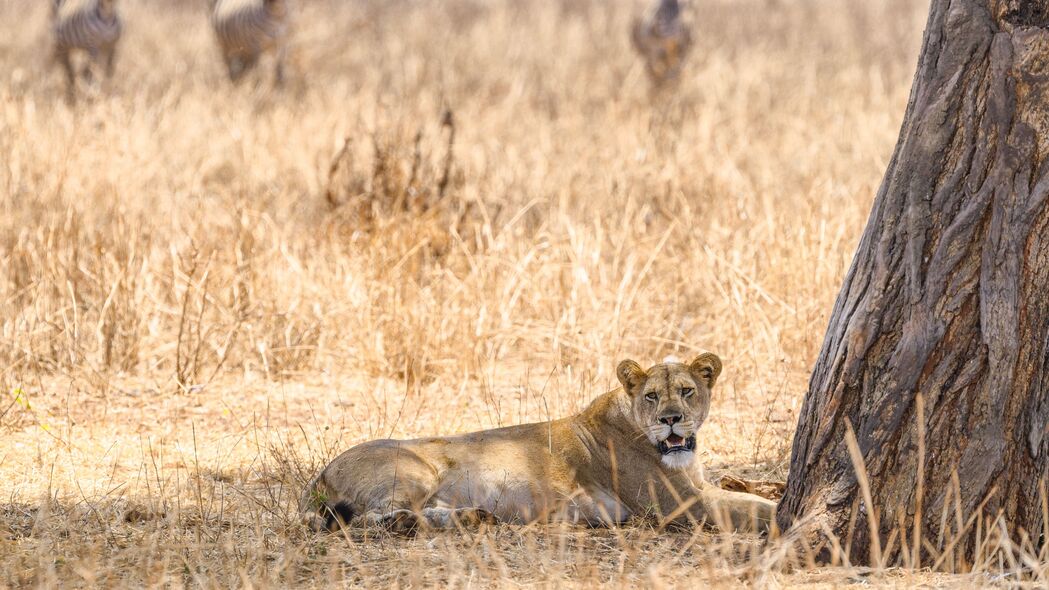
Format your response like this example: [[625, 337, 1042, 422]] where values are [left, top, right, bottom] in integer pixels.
[[616, 359, 647, 392], [689, 353, 722, 388]]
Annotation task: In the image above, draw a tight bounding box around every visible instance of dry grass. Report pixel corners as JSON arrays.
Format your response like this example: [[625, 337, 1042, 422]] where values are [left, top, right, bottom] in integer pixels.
[[1, 0, 1039, 586]]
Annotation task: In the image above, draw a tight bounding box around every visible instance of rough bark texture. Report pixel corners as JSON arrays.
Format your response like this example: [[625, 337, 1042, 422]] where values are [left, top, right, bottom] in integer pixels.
[[778, 0, 1049, 565]]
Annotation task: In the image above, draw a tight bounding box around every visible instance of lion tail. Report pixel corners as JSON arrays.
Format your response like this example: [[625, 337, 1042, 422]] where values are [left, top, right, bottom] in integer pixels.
[[299, 472, 355, 531]]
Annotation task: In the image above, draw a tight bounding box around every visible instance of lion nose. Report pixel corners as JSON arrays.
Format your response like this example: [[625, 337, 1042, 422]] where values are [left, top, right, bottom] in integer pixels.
[[659, 414, 683, 426]]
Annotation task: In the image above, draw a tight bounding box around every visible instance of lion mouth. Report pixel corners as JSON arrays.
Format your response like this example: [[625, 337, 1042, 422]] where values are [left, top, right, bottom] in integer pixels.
[[657, 434, 696, 455]]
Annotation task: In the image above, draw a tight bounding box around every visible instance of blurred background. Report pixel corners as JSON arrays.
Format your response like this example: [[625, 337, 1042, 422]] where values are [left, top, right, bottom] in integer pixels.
[[0, 0, 930, 583]]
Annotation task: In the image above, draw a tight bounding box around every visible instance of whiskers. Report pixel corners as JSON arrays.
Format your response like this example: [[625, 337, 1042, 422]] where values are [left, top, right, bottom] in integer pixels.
[[672, 421, 695, 438], [643, 423, 671, 444]]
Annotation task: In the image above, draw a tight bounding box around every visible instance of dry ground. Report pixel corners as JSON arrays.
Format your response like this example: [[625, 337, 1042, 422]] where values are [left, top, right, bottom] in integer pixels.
[[0, 0, 1029, 586]]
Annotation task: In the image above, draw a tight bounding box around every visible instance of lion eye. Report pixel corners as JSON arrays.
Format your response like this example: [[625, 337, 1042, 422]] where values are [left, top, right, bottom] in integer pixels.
[[644, 392, 658, 402], [681, 387, 695, 398]]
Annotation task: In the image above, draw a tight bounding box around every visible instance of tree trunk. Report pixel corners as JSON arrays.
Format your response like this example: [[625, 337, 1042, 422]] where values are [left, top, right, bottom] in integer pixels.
[[777, 0, 1049, 567]]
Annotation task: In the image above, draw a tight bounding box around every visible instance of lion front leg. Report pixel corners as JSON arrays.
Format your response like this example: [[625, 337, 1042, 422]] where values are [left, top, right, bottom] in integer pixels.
[[694, 486, 777, 534], [650, 476, 776, 534]]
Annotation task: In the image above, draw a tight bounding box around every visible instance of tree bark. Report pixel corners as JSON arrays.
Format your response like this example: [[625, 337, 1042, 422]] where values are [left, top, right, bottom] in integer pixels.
[[777, 0, 1049, 567]]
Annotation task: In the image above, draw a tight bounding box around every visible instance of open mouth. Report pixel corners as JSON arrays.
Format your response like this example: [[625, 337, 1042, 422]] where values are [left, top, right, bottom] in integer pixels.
[[657, 434, 696, 455]]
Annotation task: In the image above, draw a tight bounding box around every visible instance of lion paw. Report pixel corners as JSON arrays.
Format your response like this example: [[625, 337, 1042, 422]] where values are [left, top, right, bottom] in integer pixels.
[[380, 510, 420, 535], [456, 508, 498, 527]]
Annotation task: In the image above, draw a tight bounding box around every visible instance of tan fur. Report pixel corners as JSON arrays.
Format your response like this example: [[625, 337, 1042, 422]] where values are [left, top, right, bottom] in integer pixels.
[[300, 354, 776, 534]]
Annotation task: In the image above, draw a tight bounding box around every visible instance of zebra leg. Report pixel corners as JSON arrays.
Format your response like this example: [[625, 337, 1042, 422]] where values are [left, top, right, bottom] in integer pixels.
[[222, 47, 242, 83], [227, 57, 244, 83], [228, 54, 257, 84], [104, 43, 117, 79], [241, 54, 259, 79], [57, 49, 76, 103], [273, 45, 287, 87], [84, 48, 102, 84]]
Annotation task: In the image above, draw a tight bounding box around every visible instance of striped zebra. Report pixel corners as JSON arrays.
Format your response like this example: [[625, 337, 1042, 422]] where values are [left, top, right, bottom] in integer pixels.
[[631, 0, 693, 88], [209, 0, 291, 85], [51, 0, 123, 100]]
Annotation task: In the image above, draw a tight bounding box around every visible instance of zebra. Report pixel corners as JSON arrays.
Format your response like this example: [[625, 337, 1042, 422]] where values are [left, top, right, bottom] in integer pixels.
[[51, 0, 123, 101], [209, 0, 291, 85], [631, 0, 693, 89]]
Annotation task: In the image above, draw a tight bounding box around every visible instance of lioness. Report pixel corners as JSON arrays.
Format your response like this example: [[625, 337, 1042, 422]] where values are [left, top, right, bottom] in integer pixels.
[[300, 354, 776, 534]]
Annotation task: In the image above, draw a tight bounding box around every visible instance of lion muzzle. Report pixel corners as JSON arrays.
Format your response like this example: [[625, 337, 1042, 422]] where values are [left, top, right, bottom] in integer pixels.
[[657, 433, 696, 455]]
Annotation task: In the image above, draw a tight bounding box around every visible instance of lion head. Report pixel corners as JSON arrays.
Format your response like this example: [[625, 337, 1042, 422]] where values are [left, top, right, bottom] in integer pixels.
[[616, 353, 722, 469]]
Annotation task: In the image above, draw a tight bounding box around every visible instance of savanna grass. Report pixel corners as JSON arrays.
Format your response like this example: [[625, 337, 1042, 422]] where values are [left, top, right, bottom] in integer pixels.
[[5, 0, 1036, 587]]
